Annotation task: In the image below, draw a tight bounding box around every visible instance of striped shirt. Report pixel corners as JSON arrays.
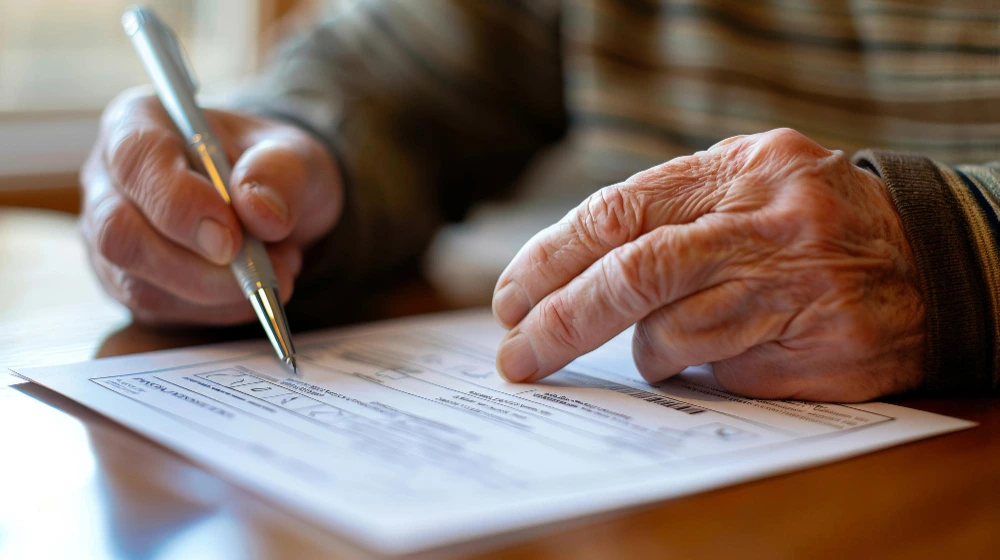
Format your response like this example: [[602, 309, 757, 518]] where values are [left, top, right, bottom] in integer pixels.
[[238, 0, 1000, 395]]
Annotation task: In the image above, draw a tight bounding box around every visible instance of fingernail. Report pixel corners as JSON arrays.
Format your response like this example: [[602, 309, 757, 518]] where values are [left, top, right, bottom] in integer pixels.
[[196, 219, 234, 264], [496, 332, 538, 382], [246, 182, 288, 223], [493, 282, 531, 328]]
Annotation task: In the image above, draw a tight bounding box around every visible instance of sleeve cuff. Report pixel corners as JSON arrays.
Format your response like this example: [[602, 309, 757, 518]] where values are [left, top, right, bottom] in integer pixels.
[[852, 150, 994, 395]]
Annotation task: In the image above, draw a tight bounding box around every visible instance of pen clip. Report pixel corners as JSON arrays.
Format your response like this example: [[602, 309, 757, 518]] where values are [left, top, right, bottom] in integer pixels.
[[124, 6, 199, 93]]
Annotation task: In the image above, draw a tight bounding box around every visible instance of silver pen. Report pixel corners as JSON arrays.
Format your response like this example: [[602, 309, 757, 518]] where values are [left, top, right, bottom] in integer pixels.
[[122, 6, 298, 374]]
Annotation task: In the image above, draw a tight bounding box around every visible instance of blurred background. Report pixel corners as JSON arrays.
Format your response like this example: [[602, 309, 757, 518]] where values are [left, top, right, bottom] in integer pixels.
[[0, 0, 312, 212]]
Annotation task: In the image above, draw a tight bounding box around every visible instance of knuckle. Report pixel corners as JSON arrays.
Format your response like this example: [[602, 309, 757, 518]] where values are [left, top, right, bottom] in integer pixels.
[[101, 89, 153, 126], [632, 321, 665, 383], [117, 274, 159, 316], [107, 126, 170, 182], [79, 151, 107, 200], [608, 239, 664, 306], [95, 198, 144, 271], [105, 129, 142, 175], [805, 150, 853, 183], [633, 313, 701, 383], [114, 87, 159, 109], [571, 186, 640, 251], [525, 235, 564, 285], [107, 126, 176, 188], [538, 297, 587, 352], [825, 149, 850, 168], [627, 154, 725, 213], [116, 274, 143, 309], [109, 137, 201, 235], [765, 127, 810, 148], [630, 155, 704, 188], [601, 249, 655, 313], [141, 176, 195, 231], [761, 128, 830, 159]]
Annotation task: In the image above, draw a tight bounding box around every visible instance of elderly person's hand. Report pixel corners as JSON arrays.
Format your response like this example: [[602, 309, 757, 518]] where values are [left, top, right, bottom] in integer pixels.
[[491, 129, 925, 402], [80, 88, 342, 325]]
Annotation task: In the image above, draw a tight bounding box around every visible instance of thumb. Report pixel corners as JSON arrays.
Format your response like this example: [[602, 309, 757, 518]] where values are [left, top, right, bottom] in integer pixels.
[[229, 134, 342, 244]]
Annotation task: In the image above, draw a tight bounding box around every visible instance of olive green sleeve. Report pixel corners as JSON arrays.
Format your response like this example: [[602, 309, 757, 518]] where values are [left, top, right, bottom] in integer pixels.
[[233, 1, 567, 324]]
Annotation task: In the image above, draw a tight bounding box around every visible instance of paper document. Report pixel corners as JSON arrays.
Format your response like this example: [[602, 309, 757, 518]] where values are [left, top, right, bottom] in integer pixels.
[[12, 310, 974, 555]]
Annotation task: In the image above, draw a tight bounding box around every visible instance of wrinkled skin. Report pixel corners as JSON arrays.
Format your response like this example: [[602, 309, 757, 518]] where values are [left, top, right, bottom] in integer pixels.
[[492, 129, 925, 402], [80, 88, 342, 325]]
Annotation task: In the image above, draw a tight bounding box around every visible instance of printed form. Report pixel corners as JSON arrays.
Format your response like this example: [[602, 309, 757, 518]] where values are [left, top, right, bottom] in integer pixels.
[[12, 310, 975, 555]]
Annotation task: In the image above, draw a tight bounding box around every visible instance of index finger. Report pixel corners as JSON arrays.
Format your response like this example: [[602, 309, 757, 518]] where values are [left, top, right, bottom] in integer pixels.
[[101, 93, 244, 265], [496, 219, 742, 383], [492, 153, 726, 329]]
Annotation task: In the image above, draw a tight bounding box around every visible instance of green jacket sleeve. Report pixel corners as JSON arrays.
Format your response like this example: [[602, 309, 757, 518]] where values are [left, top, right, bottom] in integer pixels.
[[233, 0, 568, 324]]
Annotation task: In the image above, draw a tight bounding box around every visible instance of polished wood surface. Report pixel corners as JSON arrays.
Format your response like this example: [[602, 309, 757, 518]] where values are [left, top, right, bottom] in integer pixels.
[[0, 208, 997, 560], [0, 181, 80, 214]]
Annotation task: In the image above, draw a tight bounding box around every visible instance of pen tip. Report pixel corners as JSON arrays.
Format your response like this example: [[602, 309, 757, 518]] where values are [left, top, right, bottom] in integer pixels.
[[286, 355, 298, 375]]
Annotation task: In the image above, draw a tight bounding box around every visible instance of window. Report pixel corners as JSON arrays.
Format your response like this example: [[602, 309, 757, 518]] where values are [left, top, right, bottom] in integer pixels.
[[0, 0, 261, 180]]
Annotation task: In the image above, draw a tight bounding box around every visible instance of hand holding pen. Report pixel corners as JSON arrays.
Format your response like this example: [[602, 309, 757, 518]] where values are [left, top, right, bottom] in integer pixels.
[[78, 7, 343, 368]]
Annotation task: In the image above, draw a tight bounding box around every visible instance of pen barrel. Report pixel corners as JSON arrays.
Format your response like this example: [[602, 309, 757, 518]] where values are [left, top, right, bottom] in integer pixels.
[[125, 6, 296, 369], [184, 136, 278, 296], [232, 236, 279, 296], [182, 135, 277, 295]]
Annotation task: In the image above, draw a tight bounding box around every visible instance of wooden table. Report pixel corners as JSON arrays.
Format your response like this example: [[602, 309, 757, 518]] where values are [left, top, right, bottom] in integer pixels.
[[1, 208, 997, 560]]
